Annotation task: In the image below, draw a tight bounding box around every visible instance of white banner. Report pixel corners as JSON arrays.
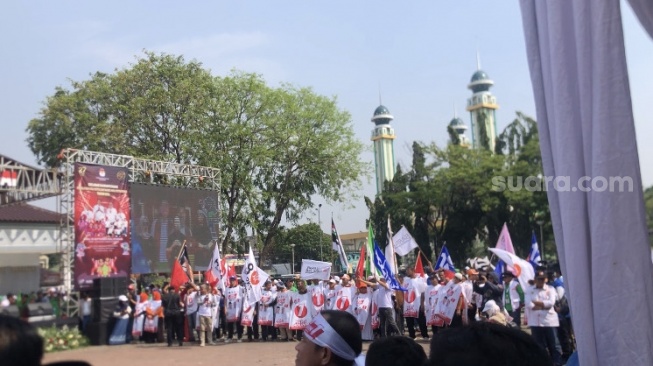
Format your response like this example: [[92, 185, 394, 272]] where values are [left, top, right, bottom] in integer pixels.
[[392, 226, 419, 256], [242, 247, 270, 305], [289, 292, 313, 330], [240, 302, 256, 326], [353, 292, 372, 330], [300, 259, 332, 280], [434, 281, 462, 326], [274, 291, 292, 328]]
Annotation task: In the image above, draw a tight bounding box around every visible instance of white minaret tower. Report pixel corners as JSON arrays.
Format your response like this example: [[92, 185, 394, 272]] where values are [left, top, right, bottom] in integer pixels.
[[466, 55, 499, 152], [448, 110, 470, 148], [371, 104, 396, 194]]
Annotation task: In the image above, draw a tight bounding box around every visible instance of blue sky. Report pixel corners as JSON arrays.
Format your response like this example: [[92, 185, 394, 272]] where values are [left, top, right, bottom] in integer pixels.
[[1, 1, 652, 235]]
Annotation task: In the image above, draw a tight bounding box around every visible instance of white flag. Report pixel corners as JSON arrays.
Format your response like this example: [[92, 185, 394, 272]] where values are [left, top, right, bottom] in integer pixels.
[[386, 217, 397, 274], [392, 226, 419, 256], [488, 248, 534, 290], [241, 247, 269, 305], [300, 259, 332, 280], [208, 241, 222, 282]]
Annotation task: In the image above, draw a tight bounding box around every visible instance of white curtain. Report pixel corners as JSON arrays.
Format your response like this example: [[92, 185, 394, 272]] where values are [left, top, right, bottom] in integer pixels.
[[519, 1, 653, 365]]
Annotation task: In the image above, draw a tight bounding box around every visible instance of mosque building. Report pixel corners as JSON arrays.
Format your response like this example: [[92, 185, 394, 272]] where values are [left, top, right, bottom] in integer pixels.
[[371, 61, 499, 194]]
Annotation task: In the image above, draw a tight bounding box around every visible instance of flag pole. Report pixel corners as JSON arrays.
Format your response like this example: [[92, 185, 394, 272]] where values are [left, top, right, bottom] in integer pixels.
[[176, 240, 187, 260], [420, 250, 433, 268]]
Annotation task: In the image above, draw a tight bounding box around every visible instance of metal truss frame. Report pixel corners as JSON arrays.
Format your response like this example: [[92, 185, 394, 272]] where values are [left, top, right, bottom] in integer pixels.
[[59, 148, 220, 316], [0, 154, 60, 206]]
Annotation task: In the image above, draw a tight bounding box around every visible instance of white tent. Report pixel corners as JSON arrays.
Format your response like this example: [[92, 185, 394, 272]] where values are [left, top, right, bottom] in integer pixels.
[[519, 1, 653, 364]]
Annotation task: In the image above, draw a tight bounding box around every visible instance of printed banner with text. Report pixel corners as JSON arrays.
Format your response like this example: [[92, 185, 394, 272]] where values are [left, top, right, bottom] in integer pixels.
[[74, 163, 130, 290], [300, 259, 332, 280]]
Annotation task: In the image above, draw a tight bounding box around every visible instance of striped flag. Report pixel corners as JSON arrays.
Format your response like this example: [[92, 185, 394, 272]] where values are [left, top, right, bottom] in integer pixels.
[[366, 223, 380, 277], [526, 232, 542, 270], [331, 219, 350, 272]]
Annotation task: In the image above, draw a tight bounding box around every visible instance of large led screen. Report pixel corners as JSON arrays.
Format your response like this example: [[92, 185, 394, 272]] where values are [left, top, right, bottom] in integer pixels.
[[130, 184, 220, 274], [74, 163, 130, 290]]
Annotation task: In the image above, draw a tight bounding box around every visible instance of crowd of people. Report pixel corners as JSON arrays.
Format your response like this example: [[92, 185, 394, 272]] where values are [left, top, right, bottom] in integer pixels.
[[94, 264, 573, 366], [1, 287, 64, 319], [0, 263, 574, 366]]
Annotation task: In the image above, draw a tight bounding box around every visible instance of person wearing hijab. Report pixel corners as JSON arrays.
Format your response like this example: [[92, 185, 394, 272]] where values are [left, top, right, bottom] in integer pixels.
[[482, 300, 507, 326], [132, 292, 149, 341], [109, 295, 132, 345]]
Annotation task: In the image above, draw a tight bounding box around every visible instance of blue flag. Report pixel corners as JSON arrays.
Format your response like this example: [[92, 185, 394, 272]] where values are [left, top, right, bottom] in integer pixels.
[[526, 232, 542, 270], [434, 245, 456, 272], [373, 241, 406, 291], [494, 260, 505, 278]]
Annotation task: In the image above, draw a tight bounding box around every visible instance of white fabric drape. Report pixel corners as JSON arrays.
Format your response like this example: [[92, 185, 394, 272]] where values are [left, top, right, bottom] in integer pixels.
[[519, 1, 653, 365]]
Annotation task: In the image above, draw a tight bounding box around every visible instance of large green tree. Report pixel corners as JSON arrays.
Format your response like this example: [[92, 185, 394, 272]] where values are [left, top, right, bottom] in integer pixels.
[[26, 51, 368, 263]]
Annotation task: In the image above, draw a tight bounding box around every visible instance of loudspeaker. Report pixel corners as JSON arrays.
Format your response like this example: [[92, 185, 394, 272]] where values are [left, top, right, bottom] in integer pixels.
[[28, 302, 54, 317], [92, 298, 119, 323], [112, 276, 128, 296], [0, 305, 19, 317], [86, 321, 110, 345], [93, 278, 115, 298], [92, 276, 129, 298]]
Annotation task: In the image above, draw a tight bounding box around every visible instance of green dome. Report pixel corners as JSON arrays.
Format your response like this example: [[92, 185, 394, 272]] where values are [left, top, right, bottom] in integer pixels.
[[449, 117, 465, 127], [371, 104, 394, 125], [374, 105, 391, 116], [471, 70, 490, 83], [468, 70, 494, 93]]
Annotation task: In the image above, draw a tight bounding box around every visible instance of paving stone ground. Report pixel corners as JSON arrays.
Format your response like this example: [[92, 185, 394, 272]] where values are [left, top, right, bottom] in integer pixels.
[[43, 339, 432, 366]]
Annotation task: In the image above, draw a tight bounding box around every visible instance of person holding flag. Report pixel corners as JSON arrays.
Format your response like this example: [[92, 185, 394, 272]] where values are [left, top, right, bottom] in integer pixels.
[[161, 284, 185, 347], [194, 283, 217, 347]]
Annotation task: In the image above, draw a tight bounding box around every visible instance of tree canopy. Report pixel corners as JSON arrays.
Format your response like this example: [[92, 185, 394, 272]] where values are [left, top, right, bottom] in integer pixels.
[[26, 51, 369, 263], [367, 112, 552, 267]]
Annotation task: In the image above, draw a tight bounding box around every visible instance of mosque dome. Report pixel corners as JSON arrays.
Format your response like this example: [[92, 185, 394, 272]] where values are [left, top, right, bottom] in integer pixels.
[[468, 70, 494, 93], [449, 117, 468, 134], [371, 105, 394, 125]]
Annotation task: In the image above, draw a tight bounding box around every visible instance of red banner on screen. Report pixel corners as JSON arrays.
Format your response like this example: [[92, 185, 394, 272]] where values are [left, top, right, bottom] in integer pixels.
[[74, 163, 130, 290]]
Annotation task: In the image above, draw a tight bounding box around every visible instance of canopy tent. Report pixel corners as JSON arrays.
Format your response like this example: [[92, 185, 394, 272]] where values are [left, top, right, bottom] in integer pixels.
[[519, 0, 653, 365]]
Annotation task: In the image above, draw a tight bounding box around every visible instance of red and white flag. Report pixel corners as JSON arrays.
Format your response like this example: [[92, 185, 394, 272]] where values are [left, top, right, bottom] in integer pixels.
[[205, 241, 222, 288], [241, 247, 269, 305]]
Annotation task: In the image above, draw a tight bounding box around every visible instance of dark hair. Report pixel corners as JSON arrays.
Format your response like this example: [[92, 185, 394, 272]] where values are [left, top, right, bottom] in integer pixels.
[[320, 310, 362, 366], [0, 314, 44, 366], [428, 322, 551, 366], [366, 336, 427, 366]]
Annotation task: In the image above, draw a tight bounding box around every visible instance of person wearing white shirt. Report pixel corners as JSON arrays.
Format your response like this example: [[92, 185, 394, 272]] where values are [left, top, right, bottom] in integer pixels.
[[360, 277, 400, 338], [525, 270, 562, 366], [185, 284, 200, 343], [196, 284, 217, 346]]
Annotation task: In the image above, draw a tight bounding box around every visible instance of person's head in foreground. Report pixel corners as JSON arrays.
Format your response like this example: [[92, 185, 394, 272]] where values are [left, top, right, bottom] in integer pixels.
[[295, 310, 363, 366], [365, 336, 427, 366], [429, 322, 552, 366], [0, 314, 43, 366]]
